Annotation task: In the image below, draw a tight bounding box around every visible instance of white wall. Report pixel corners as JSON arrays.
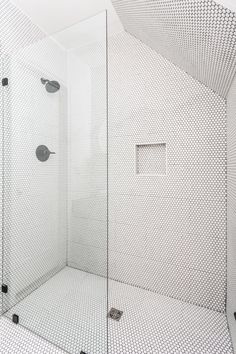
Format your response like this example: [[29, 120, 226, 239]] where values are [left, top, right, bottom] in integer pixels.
[[111, 0, 236, 98], [66, 13, 107, 276], [107, 32, 227, 312], [67, 28, 227, 313], [227, 75, 236, 352], [0, 0, 230, 321]]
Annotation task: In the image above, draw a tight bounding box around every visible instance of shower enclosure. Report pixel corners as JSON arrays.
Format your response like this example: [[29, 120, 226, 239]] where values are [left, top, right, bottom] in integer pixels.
[[1, 0, 236, 353]]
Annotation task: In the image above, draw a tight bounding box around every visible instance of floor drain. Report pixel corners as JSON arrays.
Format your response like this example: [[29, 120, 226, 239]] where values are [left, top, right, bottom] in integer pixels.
[[107, 308, 123, 321]]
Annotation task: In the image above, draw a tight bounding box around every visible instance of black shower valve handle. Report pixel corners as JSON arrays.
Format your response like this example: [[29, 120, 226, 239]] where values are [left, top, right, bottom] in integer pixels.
[[36, 145, 56, 162]]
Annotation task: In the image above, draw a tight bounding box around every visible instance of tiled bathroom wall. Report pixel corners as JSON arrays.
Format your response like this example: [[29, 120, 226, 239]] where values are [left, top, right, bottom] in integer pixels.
[[67, 13, 108, 277], [68, 30, 227, 313], [112, 0, 236, 98], [0, 0, 230, 323], [227, 75, 236, 348], [107, 32, 227, 313]]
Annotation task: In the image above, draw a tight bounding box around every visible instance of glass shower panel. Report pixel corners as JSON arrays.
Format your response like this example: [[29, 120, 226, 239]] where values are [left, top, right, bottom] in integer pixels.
[[1, 36, 68, 314], [1, 11, 108, 354]]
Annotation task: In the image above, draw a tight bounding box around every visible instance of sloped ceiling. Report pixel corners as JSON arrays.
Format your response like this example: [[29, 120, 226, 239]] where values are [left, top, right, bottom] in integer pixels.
[[10, 0, 123, 36], [112, 0, 236, 97]]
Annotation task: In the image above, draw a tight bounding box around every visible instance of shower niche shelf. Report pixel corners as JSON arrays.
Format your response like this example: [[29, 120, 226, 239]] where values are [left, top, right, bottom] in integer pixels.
[[135, 143, 167, 176]]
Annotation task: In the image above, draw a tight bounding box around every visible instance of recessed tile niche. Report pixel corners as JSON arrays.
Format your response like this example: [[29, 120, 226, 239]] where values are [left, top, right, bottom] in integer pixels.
[[136, 143, 167, 176]]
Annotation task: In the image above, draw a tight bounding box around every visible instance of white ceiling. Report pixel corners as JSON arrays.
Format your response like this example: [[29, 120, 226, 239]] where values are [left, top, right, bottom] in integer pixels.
[[10, 0, 235, 40], [9, 0, 235, 54], [10, 0, 123, 36], [215, 0, 236, 12]]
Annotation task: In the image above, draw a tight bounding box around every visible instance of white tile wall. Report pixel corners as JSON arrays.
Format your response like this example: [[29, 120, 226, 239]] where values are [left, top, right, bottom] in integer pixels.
[[108, 32, 227, 313], [136, 143, 167, 175], [227, 75, 236, 351], [0, 0, 45, 56], [0, 4, 230, 349], [112, 0, 236, 98], [67, 27, 227, 314], [67, 13, 107, 277]]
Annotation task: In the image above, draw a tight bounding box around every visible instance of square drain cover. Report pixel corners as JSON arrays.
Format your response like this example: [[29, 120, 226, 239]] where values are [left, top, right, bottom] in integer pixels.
[[107, 308, 123, 321]]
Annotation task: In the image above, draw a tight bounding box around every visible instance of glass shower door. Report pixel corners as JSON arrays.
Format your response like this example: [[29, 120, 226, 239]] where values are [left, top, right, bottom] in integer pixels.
[[1, 10, 108, 354]]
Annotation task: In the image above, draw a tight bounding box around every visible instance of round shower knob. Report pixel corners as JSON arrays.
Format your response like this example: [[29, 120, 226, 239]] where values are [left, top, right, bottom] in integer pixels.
[[36, 145, 56, 162]]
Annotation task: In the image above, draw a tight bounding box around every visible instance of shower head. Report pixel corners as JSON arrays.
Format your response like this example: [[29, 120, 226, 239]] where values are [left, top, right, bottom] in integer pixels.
[[41, 78, 60, 93]]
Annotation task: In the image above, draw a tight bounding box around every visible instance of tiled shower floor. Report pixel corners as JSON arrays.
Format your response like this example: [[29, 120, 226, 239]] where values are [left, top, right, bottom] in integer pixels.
[[0, 267, 233, 354], [0, 317, 64, 353]]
